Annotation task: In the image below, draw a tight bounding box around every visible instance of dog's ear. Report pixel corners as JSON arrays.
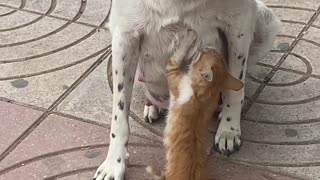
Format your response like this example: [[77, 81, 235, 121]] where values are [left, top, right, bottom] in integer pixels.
[[223, 74, 243, 91], [201, 71, 213, 82]]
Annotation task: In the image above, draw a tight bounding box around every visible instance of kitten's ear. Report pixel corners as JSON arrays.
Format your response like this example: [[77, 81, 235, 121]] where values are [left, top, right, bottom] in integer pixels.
[[223, 74, 243, 91], [201, 71, 213, 82]]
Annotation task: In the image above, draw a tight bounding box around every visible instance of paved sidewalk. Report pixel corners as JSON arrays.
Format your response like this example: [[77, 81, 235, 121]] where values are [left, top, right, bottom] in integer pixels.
[[0, 0, 320, 179]]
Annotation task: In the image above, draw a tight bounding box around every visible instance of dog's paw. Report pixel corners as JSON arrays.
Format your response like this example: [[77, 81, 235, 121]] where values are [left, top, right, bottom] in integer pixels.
[[93, 147, 128, 180], [214, 110, 241, 156], [144, 105, 160, 123]]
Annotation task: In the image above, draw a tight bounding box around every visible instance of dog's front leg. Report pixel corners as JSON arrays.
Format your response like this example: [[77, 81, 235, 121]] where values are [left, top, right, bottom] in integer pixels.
[[215, 16, 255, 156], [94, 30, 140, 180]]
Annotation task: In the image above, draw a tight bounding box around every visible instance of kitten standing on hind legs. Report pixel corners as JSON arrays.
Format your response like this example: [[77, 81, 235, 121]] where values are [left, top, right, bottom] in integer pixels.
[[147, 29, 243, 180]]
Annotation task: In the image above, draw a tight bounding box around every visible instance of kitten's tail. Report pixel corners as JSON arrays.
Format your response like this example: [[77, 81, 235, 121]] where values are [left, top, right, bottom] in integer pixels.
[[146, 166, 165, 180]]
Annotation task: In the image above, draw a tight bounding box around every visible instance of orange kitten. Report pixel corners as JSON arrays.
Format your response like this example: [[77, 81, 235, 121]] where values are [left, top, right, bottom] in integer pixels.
[[147, 30, 243, 180]]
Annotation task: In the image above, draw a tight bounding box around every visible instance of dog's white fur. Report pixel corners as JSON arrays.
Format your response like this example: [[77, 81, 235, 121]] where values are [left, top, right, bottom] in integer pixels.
[[93, 0, 280, 179]]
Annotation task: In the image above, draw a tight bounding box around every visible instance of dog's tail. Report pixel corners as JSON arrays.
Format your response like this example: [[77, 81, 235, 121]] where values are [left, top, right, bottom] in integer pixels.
[[146, 165, 165, 180]]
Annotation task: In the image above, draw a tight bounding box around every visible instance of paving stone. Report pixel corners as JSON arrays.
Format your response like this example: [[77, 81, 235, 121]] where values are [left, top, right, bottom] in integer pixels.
[[248, 65, 272, 82], [0, 101, 42, 155], [0, 56, 97, 108], [0, 16, 65, 48], [264, 0, 320, 10], [51, 0, 82, 20], [292, 32, 320, 76], [208, 158, 299, 180], [0, 29, 110, 78], [0, 0, 21, 8], [270, 7, 315, 23], [268, 166, 320, 180], [313, 15, 320, 27], [279, 22, 305, 37], [269, 70, 304, 84], [273, 37, 295, 51], [58, 171, 94, 180], [0, 24, 109, 61], [0, 6, 12, 14], [242, 120, 320, 145], [303, 27, 320, 45], [24, 0, 52, 13], [0, 0, 111, 109], [0, 10, 40, 32], [246, 100, 320, 124], [0, 114, 161, 179], [281, 54, 309, 73], [259, 52, 284, 66], [77, 0, 111, 26], [258, 73, 320, 102], [230, 142, 320, 167], [0, 114, 109, 170]]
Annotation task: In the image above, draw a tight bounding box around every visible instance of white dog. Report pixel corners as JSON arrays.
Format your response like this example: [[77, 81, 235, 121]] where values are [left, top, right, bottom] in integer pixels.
[[93, 0, 280, 179]]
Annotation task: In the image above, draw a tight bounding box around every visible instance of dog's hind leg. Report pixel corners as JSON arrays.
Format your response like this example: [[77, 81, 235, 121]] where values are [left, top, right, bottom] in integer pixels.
[[94, 29, 141, 180], [247, 0, 281, 67], [144, 104, 160, 123]]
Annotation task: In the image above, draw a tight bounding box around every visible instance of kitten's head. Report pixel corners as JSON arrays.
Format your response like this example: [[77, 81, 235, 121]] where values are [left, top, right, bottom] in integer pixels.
[[190, 48, 243, 91]]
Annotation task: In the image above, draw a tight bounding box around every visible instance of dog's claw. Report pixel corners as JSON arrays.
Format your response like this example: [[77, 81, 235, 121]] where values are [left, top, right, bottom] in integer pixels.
[[214, 143, 220, 153], [223, 149, 232, 157], [234, 142, 240, 151]]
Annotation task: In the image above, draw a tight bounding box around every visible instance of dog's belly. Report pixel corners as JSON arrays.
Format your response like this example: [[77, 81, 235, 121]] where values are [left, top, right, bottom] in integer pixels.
[[138, 23, 223, 109]]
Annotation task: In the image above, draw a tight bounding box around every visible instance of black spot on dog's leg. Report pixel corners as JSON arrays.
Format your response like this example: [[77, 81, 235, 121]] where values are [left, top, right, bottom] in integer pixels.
[[227, 104, 230, 108], [122, 55, 126, 61], [238, 55, 243, 60], [238, 34, 244, 38], [242, 58, 246, 66], [125, 141, 128, 147], [115, 70, 118, 75], [118, 83, 124, 92], [226, 117, 232, 122], [114, 115, 117, 120], [117, 158, 121, 163], [118, 101, 124, 110], [230, 127, 235, 131], [239, 70, 244, 80], [112, 133, 115, 138]]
